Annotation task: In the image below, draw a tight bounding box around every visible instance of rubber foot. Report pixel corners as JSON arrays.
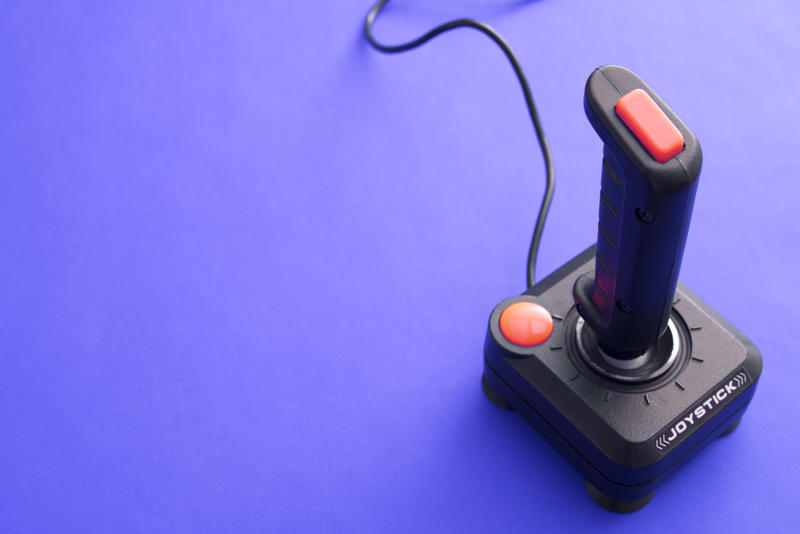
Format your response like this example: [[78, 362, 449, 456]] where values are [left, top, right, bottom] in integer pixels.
[[481, 375, 513, 411], [718, 418, 742, 438], [584, 480, 654, 513]]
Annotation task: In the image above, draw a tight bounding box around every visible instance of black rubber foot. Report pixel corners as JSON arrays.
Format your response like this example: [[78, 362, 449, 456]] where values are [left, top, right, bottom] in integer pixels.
[[481, 375, 513, 411], [584, 480, 654, 513], [718, 418, 742, 438]]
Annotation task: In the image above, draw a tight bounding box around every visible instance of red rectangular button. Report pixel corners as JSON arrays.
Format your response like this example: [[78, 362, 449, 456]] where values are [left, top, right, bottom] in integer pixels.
[[615, 89, 684, 163]]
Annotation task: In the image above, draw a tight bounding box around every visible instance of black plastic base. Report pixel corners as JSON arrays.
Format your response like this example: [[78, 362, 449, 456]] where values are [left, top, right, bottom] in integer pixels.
[[482, 246, 762, 512], [581, 415, 742, 513], [584, 480, 654, 513]]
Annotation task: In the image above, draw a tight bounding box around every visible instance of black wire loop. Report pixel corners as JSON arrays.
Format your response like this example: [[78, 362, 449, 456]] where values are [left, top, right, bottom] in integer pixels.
[[364, 0, 555, 287]]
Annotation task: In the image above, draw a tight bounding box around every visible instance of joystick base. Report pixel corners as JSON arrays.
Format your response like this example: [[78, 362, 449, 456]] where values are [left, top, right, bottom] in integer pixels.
[[482, 246, 762, 512]]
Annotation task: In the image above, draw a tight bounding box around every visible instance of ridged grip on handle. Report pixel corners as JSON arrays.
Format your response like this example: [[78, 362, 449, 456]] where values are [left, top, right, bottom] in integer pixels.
[[573, 66, 702, 358]]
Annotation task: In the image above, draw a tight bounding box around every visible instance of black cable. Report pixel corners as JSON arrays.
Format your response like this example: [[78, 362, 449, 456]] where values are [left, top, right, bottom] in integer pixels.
[[364, 0, 555, 288]]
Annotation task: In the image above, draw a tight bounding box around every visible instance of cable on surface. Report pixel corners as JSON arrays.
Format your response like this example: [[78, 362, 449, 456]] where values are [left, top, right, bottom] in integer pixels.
[[364, 0, 555, 287]]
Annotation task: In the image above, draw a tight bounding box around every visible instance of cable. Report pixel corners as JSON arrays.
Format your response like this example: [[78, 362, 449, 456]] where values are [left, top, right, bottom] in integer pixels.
[[364, 0, 555, 288]]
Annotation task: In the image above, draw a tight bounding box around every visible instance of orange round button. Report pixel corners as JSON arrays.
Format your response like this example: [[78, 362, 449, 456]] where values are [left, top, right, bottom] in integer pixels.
[[499, 302, 553, 347]]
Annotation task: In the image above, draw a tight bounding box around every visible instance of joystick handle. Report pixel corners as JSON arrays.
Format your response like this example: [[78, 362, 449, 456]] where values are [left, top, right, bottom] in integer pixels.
[[573, 66, 702, 358]]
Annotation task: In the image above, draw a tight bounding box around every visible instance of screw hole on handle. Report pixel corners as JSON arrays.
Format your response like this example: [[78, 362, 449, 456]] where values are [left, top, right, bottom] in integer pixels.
[[635, 208, 654, 224], [617, 300, 633, 314]]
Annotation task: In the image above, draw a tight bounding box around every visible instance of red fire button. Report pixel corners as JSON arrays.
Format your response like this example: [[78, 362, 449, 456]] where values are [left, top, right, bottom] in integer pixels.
[[499, 302, 553, 347], [615, 88, 684, 163]]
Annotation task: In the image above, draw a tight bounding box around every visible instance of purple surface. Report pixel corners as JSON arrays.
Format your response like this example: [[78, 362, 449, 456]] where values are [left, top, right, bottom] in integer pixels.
[[1, 0, 799, 531]]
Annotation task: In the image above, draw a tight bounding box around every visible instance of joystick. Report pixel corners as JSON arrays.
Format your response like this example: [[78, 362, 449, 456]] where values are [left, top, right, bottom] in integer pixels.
[[482, 66, 762, 512], [361, 3, 761, 513]]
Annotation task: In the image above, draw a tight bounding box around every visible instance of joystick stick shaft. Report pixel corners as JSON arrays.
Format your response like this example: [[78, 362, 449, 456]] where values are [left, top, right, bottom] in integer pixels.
[[573, 66, 702, 359]]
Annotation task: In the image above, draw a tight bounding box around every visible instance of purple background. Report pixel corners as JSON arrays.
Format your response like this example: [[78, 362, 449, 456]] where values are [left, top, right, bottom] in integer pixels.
[[1, 0, 799, 531]]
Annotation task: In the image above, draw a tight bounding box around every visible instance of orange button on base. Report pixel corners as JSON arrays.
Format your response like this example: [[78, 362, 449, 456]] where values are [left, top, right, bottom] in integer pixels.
[[499, 302, 553, 347]]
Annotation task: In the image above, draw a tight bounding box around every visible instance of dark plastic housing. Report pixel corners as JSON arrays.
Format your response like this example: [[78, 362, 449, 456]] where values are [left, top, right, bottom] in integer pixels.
[[484, 247, 762, 504]]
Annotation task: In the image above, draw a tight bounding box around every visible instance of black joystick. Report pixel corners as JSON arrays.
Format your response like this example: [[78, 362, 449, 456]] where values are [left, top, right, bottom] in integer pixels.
[[573, 67, 702, 361], [482, 66, 762, 513]]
